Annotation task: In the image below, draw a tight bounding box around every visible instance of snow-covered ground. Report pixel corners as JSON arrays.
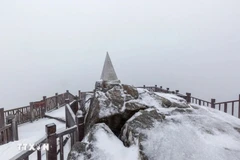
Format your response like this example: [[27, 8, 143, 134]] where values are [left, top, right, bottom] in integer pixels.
[[0, 106, 69, 160], [134, 89, 240, 160], [45, 106, 66, 121]]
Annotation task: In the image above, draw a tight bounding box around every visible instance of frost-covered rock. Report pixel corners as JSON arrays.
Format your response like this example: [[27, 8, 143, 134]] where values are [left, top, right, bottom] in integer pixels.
[[120, 108, 165, 159], [70, 84, 240, 160], [84, 84, 145, 136], [121, 104, 240, 160], [67, 123, 139, 160]]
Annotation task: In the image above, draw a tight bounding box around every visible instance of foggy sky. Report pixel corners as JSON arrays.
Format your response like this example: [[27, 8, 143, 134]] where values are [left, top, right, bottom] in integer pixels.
[[1, 0, 240, 109]]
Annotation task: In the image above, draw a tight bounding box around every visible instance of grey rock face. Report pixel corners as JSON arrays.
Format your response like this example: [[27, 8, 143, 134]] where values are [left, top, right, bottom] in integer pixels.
[[68, 123, 114, 160], [84, 84, 146, 136], [120, 109, 165, 159]]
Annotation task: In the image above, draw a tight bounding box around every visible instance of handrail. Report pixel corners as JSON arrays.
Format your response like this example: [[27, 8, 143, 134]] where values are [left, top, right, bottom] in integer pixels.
[[191, 97, 211, 103], [9, 136, 47, 160], [215, 100, 239, 105], [4, 106, 30, 112], [0, 124, 11, 132], [56, 125, 77, 138]]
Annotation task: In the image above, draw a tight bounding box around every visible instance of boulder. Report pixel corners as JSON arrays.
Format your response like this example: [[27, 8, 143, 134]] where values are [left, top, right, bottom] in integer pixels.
[[120, 109, 165, 159], [122, 84, 139, 99], [84, 84, 150, 136], [68, 123, 139, 160]]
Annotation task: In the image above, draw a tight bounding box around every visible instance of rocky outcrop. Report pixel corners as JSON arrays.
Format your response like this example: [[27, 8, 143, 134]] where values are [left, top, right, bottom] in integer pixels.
[[67, 123, 139, 160], [68, 83, 240, 160], [120, 109, 165, 159], [84, 84, 146, 136]]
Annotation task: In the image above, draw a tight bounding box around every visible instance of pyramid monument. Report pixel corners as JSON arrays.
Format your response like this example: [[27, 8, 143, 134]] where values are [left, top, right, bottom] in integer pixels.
[[100, 52, 120, 83]]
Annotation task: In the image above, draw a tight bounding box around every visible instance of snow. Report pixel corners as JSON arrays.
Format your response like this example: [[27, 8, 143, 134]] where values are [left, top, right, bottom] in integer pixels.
[[83, 123, 139, 160], [45, 106, 66, 120], [0, 118, 65, 160], [0, 105, 72, 160], [140, 104, 240, 160]]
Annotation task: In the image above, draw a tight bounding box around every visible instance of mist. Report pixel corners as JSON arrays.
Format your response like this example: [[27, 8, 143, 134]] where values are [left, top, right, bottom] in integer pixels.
[[1, 0, 240, 109]]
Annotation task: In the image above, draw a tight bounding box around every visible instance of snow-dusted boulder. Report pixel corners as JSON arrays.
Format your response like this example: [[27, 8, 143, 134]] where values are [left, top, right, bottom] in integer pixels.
[[84, 84, 147, 136], [69, 84, 240, 160], [120, 108, 165, 159], [67, 123, 139, 160], [121, 104, 240, 160]]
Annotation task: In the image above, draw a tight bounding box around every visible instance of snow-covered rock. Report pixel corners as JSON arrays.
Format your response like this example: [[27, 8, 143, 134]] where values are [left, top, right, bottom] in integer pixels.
[[67, 123, 139, 160], [68, 84, 240, 160], [84, 84, 146, 136]]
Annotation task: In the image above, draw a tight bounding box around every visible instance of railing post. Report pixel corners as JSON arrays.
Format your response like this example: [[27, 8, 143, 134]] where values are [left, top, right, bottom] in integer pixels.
[[160, 86, 162, 92], [175, 90, 179, 94], [65, 99, 70, 104], [224, 102, 227, 113], [66, 90, 69, 100], [76, 114, 84, 142], [30, 102, 34, 122], [65, 105, 68, 128], [211, 99, 216, 109], [166, 88, 169, 93], [199, 100, 202, 106], [154, 85, 157, 92], [55, 93, 59, 108], [238, 94, 240, 118], [0, 108, 4, 128], [11, 115, 18, 141], [78, 90, 82, 101], [46, 123, 57, 160], [186, 93, 191, 103], [143, 85, 145, 89], [42, 96, 47, 117]]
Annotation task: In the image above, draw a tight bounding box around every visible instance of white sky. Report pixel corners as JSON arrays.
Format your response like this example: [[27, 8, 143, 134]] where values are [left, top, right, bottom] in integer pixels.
[[0, 0, 240, 109]]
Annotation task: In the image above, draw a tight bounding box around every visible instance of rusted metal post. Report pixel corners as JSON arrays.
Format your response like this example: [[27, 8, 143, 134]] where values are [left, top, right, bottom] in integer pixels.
[[46, 123, 57, 160], [0, 108, 4, 128], [55, 93, 59, 108], [76, 114, 84, 142], [238, 94, 240, 118], [211, 99, 216, 109], [30, 102, 34, 122], [186, 93, 191, 103]]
